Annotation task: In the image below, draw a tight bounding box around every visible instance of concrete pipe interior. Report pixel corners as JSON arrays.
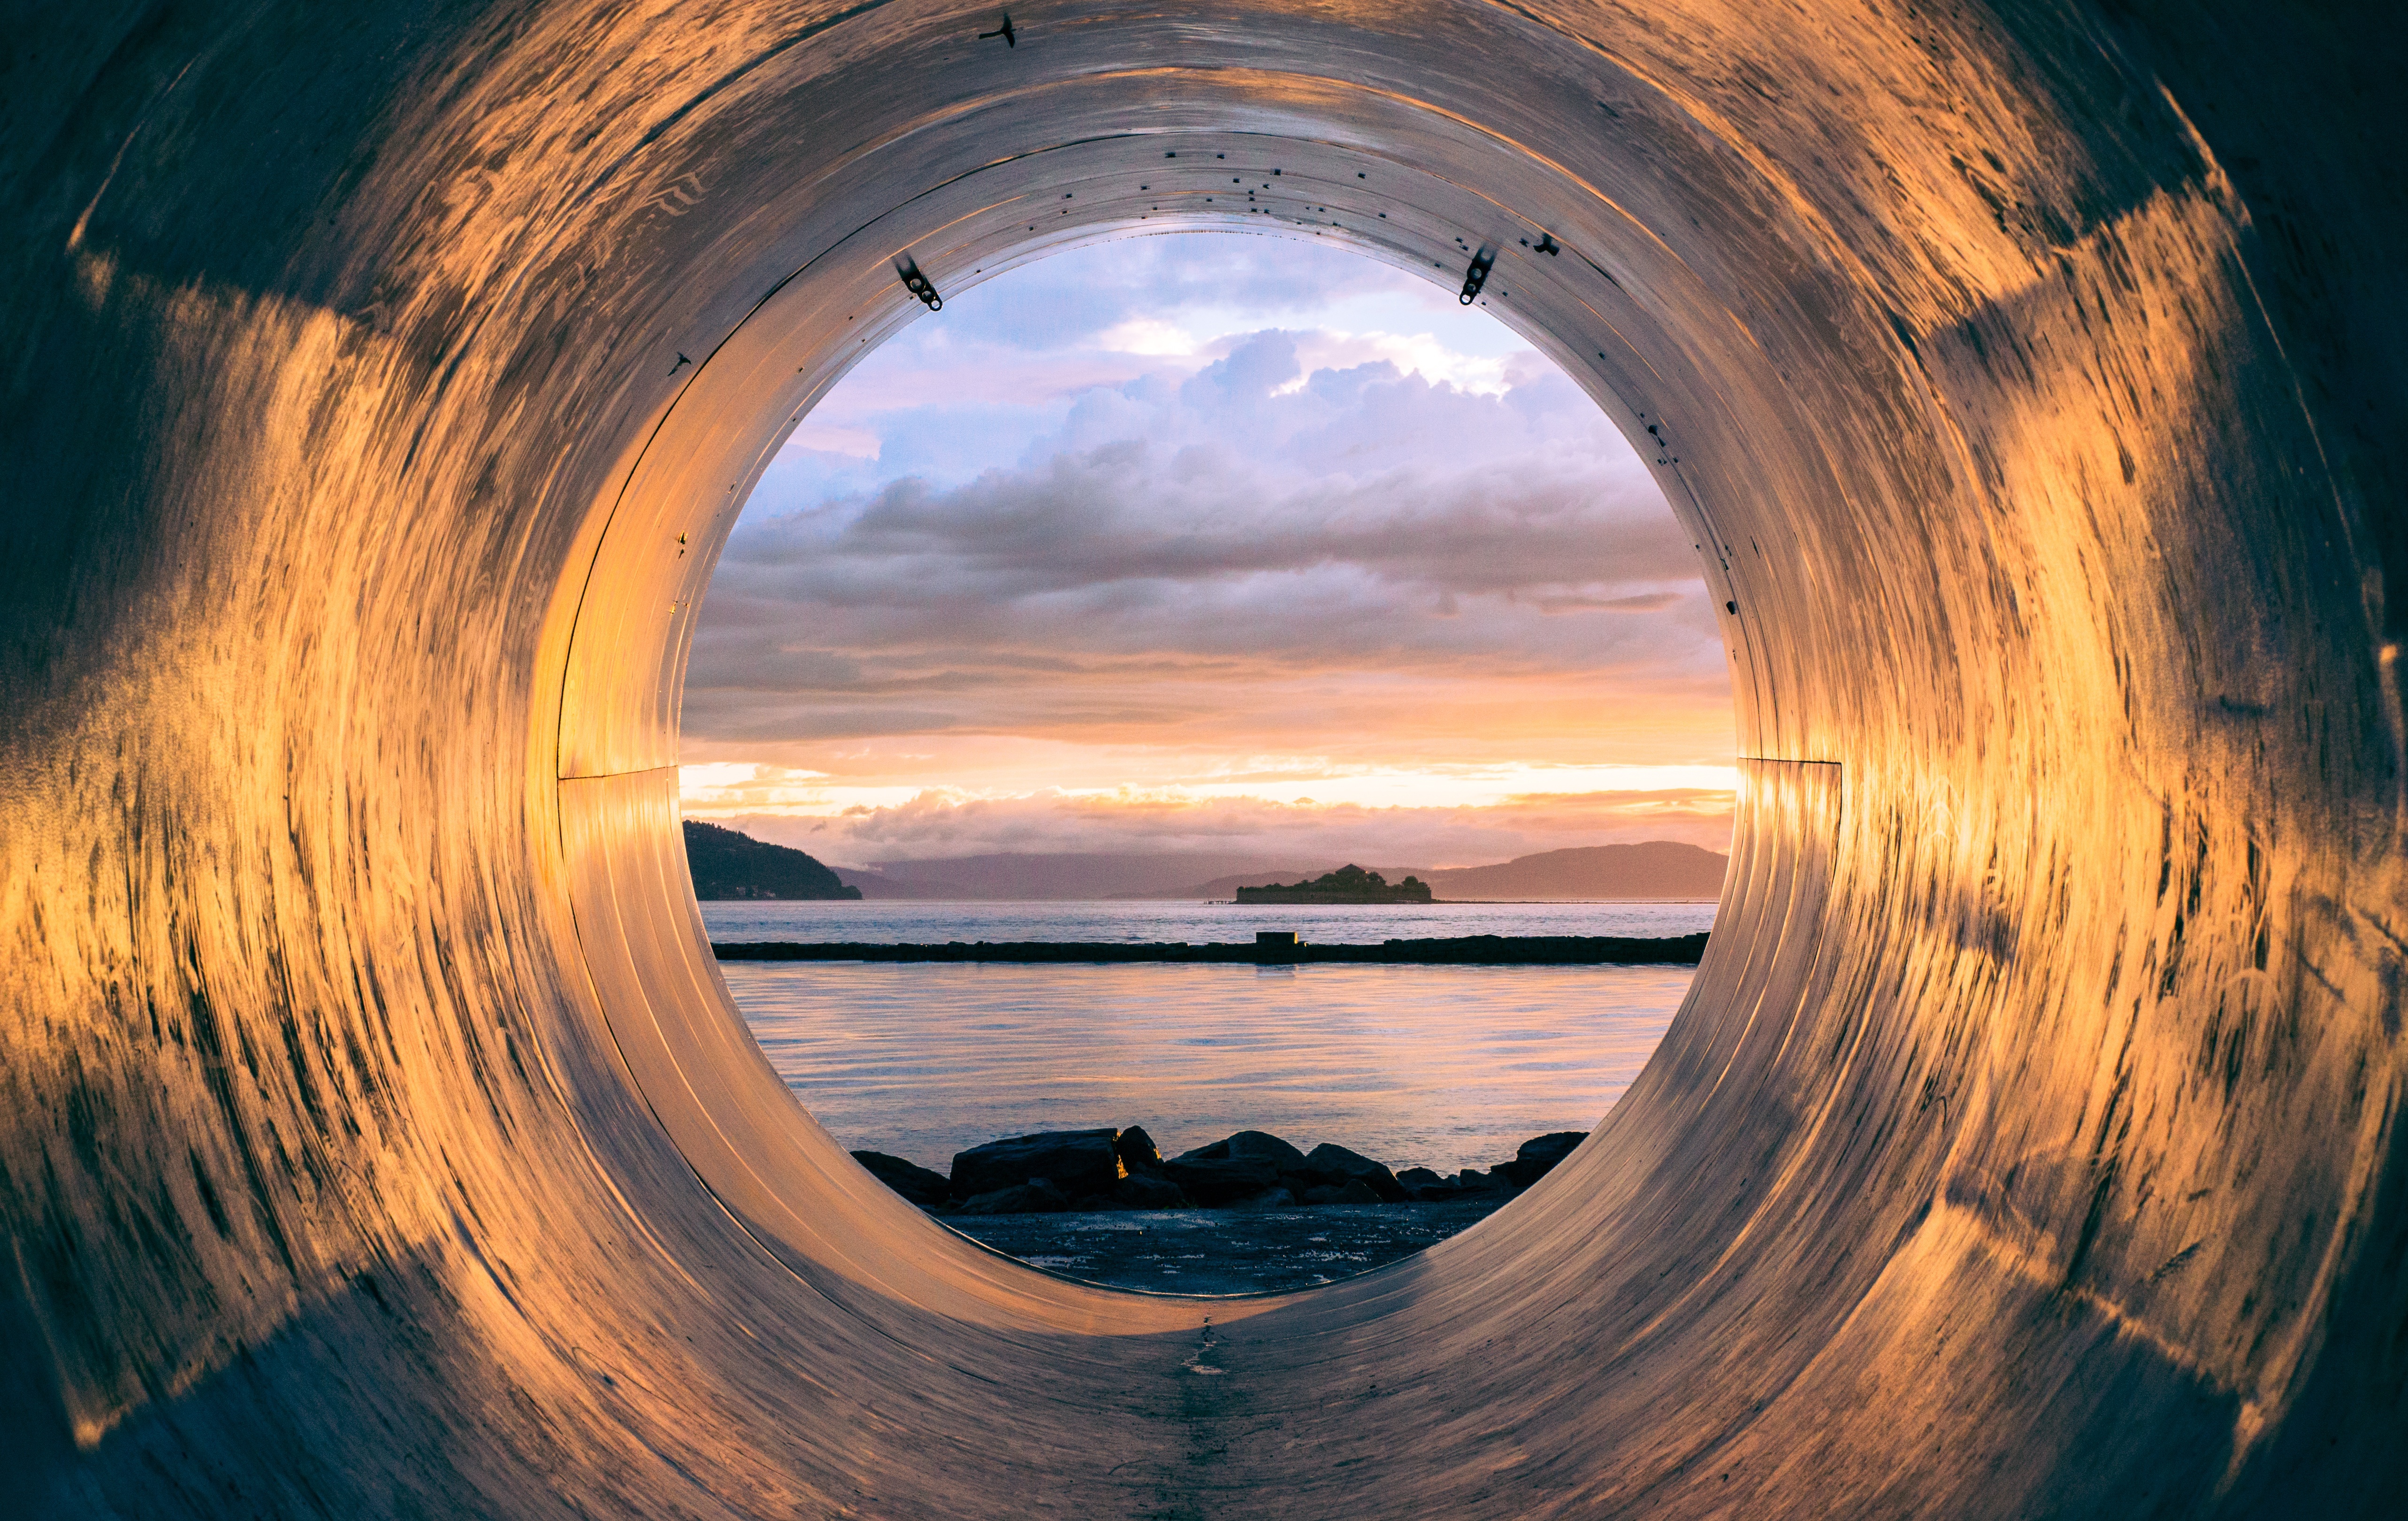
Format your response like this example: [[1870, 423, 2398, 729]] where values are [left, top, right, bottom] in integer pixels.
[[5, 2, 2403, 1515]]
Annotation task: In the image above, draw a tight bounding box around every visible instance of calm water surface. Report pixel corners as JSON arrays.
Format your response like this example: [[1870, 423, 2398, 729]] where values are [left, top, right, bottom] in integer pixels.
[[718, 897, 1705, 1178], [700, 898, 1715, 945]]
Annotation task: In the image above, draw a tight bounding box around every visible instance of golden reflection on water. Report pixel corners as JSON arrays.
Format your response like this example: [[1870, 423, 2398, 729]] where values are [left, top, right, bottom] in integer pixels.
[[724, 961, 1691, 1176]]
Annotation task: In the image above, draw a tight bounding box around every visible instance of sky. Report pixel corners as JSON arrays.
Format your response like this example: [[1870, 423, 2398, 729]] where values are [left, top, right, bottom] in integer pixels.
[[679, 232, 1736, 869]]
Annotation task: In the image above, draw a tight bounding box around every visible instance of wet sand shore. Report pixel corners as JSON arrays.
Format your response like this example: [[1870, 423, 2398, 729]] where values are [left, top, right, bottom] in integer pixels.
[[946, 1198, 1512, 1295]]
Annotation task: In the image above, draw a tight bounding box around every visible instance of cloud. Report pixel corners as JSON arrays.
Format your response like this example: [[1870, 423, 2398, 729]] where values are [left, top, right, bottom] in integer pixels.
[[759, 235, 1545, 504], [692, 336, 1712, 713], [681, 232, 1735, 850]]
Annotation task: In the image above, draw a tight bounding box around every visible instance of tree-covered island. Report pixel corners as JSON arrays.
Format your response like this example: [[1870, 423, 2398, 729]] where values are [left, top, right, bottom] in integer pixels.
[[683, 820, 862, 899], [1232, 864, 1433, 904]]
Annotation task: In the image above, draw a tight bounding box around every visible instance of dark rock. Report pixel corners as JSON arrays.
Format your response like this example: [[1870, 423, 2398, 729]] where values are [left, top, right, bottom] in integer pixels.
[[1111, 1172, 1189, 1209], [1455, 1168, 1506, 1193], [1178, 1130, 1308, 1173], [954, 1180, 1072, 1215], [1491, 1131, 1588, 1190], [1300, 1184, 1349, 1205], [1116, 1126, 1165, 1175], [1521, 1130, 1588, 1166], [850, 1151, 951, 1208], [951, 1129, 1124, 1200], [1162, 1154, 1282, 1206], [1401, 1167, 1490, 1200], [1294, 1143, 1408, 1202], [1166, 1131, 1310, 1207], [1337, 1178, 1383, 1205]]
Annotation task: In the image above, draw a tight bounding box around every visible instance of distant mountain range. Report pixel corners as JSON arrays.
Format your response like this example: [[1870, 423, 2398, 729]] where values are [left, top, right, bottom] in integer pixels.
[[816, 842, 1728, 902], [833, 853, 1329, 901], [1423, 843, 1725, 901], [683, 821, 1728, 904]]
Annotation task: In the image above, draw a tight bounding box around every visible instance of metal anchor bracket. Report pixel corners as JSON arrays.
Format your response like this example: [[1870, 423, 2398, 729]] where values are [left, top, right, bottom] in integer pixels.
[[1459, 245, 1497, 304], [897, 255, 943, 310]]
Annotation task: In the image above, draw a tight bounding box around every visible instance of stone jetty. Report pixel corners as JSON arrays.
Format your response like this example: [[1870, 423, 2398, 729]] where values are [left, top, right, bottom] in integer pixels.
[[718, 932, 1707, 965], [849, 1125, 1590, 1216]]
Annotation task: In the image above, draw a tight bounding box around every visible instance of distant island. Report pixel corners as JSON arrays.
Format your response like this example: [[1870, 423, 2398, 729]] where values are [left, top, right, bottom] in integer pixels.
[[683, 821, 861, 899], [1197, 843, 1727, 902], [1234, 864, 1433, 904]]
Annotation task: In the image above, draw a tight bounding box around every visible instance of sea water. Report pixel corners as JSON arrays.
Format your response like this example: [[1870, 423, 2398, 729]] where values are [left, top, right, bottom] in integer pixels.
[[700, 897, 1714, 945], [708, 901, 1708, 1178]]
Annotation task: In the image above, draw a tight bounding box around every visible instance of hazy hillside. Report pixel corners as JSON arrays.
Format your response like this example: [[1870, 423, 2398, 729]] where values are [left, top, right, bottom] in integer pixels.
[[836, 853, 1323, 901], [817, 843, 1728, 901], [831, 868, 975, 901], [683, 821, 861, 899], [1427, 843, 1726, 901]]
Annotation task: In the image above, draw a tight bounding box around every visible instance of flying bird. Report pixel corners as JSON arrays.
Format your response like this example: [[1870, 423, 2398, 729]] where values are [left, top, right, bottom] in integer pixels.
[[979, 12, 1016, 46]]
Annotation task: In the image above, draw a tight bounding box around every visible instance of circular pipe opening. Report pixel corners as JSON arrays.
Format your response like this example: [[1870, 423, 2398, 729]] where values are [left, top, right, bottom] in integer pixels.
[[552, 111, 1772, 1308], [675, 228, 1733, 1289], [13, 4, 2395, 1513]]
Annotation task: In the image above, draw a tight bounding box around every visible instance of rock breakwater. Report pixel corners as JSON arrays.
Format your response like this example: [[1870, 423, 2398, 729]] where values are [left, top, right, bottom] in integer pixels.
[[720, 932, 1707, 965], [850, 1125, 1588, 1217]]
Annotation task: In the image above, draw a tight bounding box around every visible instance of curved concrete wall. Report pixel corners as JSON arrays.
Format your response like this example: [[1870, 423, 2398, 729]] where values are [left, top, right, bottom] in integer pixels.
[[5, 2, 2400, 1514]]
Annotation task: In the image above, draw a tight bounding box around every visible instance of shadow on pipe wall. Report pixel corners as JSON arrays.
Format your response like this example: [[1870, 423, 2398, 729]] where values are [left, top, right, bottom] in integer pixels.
[[2, 1, 2402, 1515]]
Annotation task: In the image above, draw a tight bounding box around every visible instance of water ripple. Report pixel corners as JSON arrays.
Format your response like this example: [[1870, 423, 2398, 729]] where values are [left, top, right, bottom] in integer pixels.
[[726, 958, 1692, 1175]]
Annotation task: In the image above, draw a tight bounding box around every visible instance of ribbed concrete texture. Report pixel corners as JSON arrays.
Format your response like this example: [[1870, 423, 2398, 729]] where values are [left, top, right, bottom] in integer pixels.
[[4, 2, 2401, 1514]]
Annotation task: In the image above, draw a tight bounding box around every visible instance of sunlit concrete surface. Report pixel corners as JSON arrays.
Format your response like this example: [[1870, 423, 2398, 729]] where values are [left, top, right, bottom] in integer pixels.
[[4, 2, 2402, 1514]]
